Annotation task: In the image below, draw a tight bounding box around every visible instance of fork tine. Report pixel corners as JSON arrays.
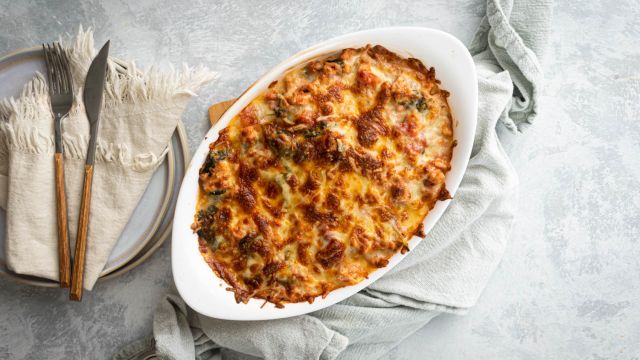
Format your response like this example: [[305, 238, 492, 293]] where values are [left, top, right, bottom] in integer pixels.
[[55, 43, 66, 93], [54, 43, 68, 94], [47, 44, 60, 94], [52, 44, 65, 94], [43, 44, 55, 94], [50, 43, 60, 92], [60, 45, 74, 94], [59, 43, 73, 95], [52, 43, 63, 93]]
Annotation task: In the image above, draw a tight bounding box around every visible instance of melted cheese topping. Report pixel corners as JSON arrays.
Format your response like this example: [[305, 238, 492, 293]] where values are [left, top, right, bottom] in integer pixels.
[[194, 45, 454, 307]]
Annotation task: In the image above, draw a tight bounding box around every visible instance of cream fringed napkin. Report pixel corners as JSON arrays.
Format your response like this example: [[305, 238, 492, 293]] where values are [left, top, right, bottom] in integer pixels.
[[0, 28, 217, 289]]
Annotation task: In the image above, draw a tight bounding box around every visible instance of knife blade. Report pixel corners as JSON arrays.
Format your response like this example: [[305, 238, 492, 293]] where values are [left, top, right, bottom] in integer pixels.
[[82, 40, 110, 165], [70, 40, 110, 301]]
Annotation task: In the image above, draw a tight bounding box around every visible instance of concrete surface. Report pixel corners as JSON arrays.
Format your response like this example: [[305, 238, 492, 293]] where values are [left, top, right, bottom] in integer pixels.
[[1, 0, 639, 359]]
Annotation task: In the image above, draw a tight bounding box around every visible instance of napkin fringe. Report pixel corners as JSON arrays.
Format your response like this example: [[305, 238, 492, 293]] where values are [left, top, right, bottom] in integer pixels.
[[63, 133, 160, 172], [0, 78, 54, 170], [1, 27, 218, 172], [67, 26, 219, 106], [0, 75, 159, 172]]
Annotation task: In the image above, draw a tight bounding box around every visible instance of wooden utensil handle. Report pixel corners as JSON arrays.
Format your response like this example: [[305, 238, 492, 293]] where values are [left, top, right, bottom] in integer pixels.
[[70, 164, 94, 301], [54, 153, 70, 288]]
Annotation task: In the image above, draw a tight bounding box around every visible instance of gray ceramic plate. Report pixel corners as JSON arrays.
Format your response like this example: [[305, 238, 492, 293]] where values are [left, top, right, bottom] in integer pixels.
[[0, 47, 188, 286], [102, 123, 188, 282]]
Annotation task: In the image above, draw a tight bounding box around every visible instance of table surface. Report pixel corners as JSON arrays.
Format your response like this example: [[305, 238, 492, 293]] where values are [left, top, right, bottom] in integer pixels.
[[1, 1, 639, 359]]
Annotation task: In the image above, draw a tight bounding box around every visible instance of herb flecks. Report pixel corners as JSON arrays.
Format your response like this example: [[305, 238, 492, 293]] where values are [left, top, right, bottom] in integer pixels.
[[326, 58, 344, 66], [303, 128, 321, 138], [400, 96, 429, 112], [200, 149, 230, 175], [415, 97, 428, 112], [274, 107, 287, 118], [196, 204, 218, 247], [197, 205, 218, 222], [302, 121, 328, 138], [214, 149, 230, 160]]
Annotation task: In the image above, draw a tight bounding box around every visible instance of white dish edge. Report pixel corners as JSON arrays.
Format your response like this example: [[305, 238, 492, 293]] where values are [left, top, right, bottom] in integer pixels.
[[172, 26, 478, 320]]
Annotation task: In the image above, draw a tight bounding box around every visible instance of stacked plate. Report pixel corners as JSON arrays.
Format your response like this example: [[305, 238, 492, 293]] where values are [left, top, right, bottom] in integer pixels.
[[0, 47, 189, 286]]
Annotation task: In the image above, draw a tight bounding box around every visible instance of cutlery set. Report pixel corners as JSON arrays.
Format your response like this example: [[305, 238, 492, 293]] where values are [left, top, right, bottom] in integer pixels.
[[43, 40, 110, 301]]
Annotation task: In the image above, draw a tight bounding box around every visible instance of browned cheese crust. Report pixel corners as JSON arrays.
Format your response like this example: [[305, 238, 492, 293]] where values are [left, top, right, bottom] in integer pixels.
[[193, 45, 454, 307]]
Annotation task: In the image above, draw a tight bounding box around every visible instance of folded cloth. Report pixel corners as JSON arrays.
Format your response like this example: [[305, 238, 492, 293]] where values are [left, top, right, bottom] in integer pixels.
[[115, 0, 552, 358], [0, 28, 217, 289]]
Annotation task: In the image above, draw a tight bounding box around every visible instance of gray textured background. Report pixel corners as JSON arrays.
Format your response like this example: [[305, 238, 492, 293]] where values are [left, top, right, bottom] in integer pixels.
[[1, 0, 639, 359]]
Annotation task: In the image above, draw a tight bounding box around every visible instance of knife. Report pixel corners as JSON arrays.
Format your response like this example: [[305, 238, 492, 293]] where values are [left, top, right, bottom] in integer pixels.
[[70, 40, 110, 301]]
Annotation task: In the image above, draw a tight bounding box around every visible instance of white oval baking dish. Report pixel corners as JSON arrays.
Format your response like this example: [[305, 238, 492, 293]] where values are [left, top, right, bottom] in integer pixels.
[[172, 26, 477, 320]]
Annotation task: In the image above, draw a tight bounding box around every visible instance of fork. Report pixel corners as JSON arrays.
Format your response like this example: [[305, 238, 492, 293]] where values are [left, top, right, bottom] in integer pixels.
[[43, 42, 73, 288]]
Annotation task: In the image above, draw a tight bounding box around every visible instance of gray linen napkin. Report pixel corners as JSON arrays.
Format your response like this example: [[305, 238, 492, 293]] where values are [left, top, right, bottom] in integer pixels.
[[0, 28, 217, 289], [116, 0, 552, 358]]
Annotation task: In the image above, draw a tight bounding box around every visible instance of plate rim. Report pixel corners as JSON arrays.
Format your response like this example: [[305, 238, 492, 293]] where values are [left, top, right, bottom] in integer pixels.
[[102, 122, 190, 281], [172, 26, 478, 320], [100, 143, 175, 275]]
